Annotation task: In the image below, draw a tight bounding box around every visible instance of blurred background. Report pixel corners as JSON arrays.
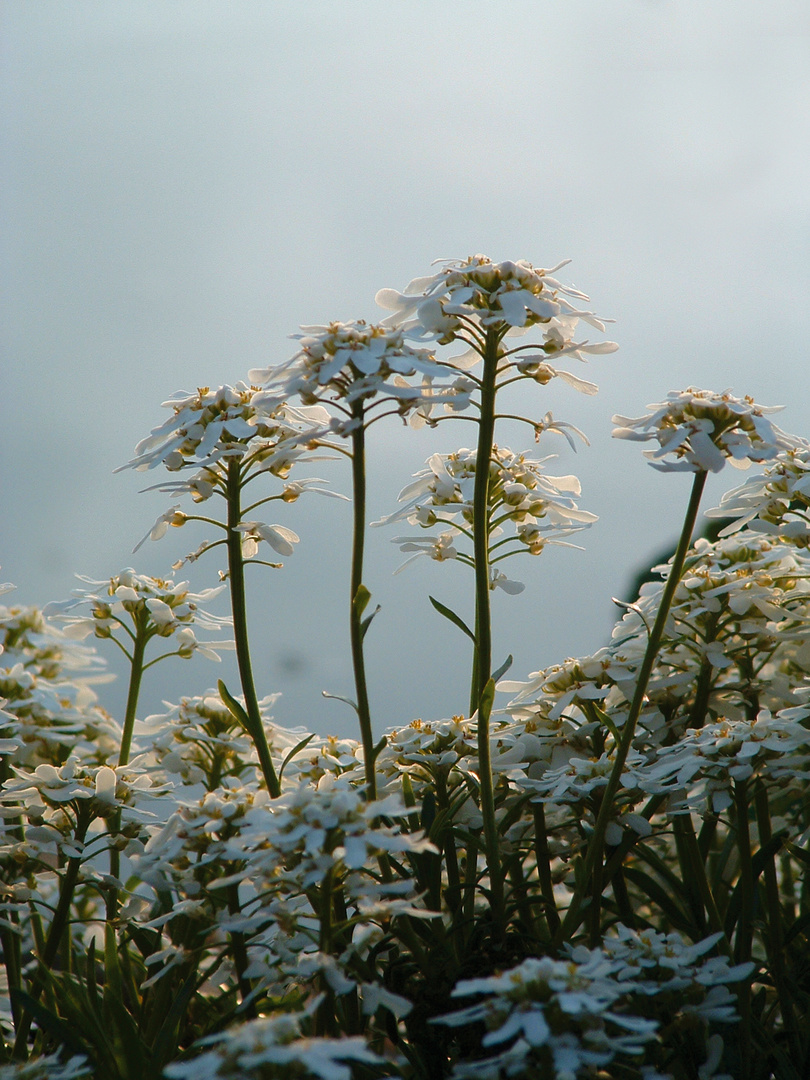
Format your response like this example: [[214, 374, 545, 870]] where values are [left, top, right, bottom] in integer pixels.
[[2, 1, 809, 737]]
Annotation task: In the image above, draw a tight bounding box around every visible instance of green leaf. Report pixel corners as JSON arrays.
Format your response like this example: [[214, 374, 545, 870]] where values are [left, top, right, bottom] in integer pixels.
[[150, 969, 198, 1069], [585, 700, 622, 744], [360, 604, 381, 640], [218, 680, 254, 736], [491, 654, 513, 684], [353, 583, 372, 619], [420, 792, 437, 833], [278, 733, 317, 783], [623, 866, 695, 934], [85, 939, 99, 1008], [9, 988, 89, 1057], [104, 923, 123, 1005], [321, 690, 359, 715], [429, 596, 476, 644], [478, 678, 496, 724], [784, 840, 810, 868]]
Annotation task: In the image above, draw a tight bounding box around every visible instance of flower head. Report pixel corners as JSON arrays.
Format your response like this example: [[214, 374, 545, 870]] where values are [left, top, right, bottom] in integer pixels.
[[613, 388, 798, 473], [119, 383, 327, 475], [45, 570, 233, 661], [377, 446, 595, 584], [249, 321, 448, 426], [164, 1009, 382, 1080]]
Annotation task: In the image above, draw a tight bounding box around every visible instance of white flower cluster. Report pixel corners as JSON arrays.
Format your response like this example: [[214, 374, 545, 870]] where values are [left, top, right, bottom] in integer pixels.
[[164, 1007, 383, 1080], [134, 690, 276, 789], [437, 948, 656, 1080], [613, 388, 798, 473], [119, 384, 341, 567], [0, 1054, 93, 1080], [707, 440, 810, 542], [45, 570, 234, 662], [376, 255, 616, 352], [210, 772, 435, 899], [250, 321, 449, 422], [0, 603, 116, 769], [642, 706, 810, 813], [437, 926, 752, 1080], [120, 383, 328, 475], [0, 759, 167, 874], [376, 446, 596, 591]]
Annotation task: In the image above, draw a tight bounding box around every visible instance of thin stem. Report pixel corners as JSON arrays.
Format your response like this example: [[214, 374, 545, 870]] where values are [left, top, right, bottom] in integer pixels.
[[348, 400, 377, 800], [225, 458, 281, 797], [471, 327, 505, 934], [118, 623, 148, 768], [532, 803, 561, 937], [13, 810, 91, 1058], [754, 781, 800, 1063], [556, 468, 708, 944]]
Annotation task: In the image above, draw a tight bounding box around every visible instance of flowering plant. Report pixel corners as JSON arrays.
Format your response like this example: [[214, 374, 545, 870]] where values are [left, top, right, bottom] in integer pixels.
[[2, 255, 810, 1080]]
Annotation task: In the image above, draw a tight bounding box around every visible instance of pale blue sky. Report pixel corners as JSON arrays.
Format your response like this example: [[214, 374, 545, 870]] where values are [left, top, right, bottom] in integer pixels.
[[3, 1, 809, 734]]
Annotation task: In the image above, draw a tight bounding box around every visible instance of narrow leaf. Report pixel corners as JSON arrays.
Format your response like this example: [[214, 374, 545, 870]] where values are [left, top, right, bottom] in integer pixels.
[[478, 678, 496, 725], [360, 604, 381, 640], [353, 583, 372, 619], [491, 654, 513, 684], [429, 596, 476, 644], [278, 733, 317, 783], [9, 989, 87, 1056], [322, 690, 359, 715], [218, 680, 254, 736]]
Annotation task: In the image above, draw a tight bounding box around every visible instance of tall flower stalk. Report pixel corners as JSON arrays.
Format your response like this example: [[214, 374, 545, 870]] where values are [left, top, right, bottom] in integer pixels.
[[556, 467, 708, 942], [376, 256, 616, 929], [119, 384, 334, 797], [250, 322, 447, 799], [557, 388, 800, 941]]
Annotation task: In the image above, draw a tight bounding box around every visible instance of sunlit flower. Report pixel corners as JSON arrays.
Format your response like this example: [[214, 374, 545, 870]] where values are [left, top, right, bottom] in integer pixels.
[[639, 706, 810, 812], [706, 440, 810, 541], [164, 1008, 383, 1080], [377, 446, 595, 588], [436, 950, 658, 1080], [377, 255, 612, 340], [45, 570, 233, 661], [613, 388, 799, 473], [118, 383, 328, 475], [235, 521, 300, 559], [249, 321, 449, 427]]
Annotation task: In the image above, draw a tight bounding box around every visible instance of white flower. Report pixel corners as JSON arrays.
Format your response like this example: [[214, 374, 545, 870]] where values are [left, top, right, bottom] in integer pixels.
[[376, 254, 612, 339], [436, 951, 658, 1080], [164, 1009, 383, 1080], [45, 571, 233, 660], [613, 388, 799, 473], [249, 321, 449, 421], [118, 383, 327, 474], [706, 440, 810, 540], [0, 1054, 93, 1080], [235, 521, 300, 559]]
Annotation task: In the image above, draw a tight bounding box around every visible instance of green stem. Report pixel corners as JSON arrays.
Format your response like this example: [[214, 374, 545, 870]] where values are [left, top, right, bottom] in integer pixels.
[[556, 468, 708, 944], [107, 623, 149, 919], [532, 803, 561, 937], [225, 458, 280, 798], [733, 779, 753, 1080], [348, 401, 377, 801], [117, 623, 148, 768], [471, 328, 499, 706], [469, 329, 505, 934], [754, 781, 799, 1063], [733, 780, 754, 966], [672, 814, 727, 942], [13, 811, 91, 1058]]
